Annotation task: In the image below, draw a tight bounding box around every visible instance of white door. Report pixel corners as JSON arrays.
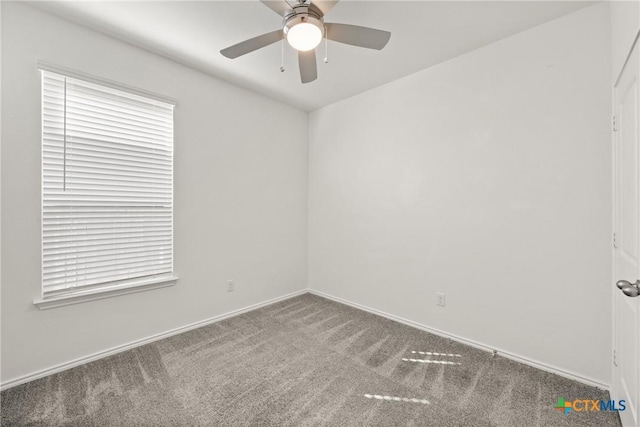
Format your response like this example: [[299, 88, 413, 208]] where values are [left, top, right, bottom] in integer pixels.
[[613, 40, 640, 427]]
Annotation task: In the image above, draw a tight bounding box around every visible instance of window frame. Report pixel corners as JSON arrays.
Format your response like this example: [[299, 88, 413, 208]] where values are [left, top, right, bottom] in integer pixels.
[[34, 63, 178, 310]]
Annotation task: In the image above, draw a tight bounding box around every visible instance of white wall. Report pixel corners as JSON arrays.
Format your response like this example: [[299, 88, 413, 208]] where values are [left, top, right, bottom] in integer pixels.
[[0, 2, 307, 384], [308, 3, 612, 386]]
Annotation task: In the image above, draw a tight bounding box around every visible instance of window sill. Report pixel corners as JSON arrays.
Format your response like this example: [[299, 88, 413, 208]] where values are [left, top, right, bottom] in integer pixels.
[[33, 276, 178, 310]]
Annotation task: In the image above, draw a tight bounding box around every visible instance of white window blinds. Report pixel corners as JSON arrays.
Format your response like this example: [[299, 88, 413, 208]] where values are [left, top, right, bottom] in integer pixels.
[[41, 70, 174, 297]]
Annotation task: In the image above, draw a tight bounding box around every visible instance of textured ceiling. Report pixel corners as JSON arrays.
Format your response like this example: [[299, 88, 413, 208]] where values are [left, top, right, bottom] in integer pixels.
[[33, 1, 594, 111]]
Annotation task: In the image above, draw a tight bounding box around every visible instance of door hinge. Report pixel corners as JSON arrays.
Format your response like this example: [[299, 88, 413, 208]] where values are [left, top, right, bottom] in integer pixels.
[[612, 115, 618, 132], [613, 232, 618, 249], [613, 349, 618, 367]]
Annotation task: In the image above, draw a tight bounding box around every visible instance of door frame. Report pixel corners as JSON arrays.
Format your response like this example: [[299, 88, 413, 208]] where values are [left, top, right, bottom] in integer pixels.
[[611, 28, 640, 427]]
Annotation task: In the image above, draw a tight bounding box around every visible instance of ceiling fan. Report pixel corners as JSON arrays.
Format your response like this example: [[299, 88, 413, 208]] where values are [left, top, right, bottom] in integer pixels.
[[220, 0, 391, 84]]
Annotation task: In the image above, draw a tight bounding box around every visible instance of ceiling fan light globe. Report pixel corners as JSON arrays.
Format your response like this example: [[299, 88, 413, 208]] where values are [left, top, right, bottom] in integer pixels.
[[287, 23, 323, 51]]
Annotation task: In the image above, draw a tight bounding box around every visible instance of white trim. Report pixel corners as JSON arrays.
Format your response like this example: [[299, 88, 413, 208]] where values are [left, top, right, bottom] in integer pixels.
[[308, 289, 610, 391], [37, 61, 177, 106], [7, 288, 610, 392], [33, 276, 179, 310], [2, 289, 307, 390], [611, 66, 620, 401]]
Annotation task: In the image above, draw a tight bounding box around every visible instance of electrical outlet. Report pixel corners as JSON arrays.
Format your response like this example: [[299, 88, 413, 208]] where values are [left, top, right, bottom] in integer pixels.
[[436, 292, 445, 307], [227, 280, 235, 292]]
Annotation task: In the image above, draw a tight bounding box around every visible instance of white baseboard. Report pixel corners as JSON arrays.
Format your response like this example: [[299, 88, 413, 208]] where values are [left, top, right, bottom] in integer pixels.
[[0, 289, 307, 391], [3, 288, 610, 392], [308, 289, 610, 391]]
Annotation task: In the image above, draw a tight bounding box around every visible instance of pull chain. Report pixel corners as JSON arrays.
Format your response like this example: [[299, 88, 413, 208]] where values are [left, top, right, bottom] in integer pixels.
[[324, 26, 328, 63], [280, 37, 286, 72]]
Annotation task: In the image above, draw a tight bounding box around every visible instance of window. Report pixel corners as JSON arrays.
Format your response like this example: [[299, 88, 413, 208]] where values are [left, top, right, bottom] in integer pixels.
[[40, 68, 175, 306]]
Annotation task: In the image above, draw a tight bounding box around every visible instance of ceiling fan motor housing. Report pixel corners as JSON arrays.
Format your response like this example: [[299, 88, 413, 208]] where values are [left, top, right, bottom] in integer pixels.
[[283, 5, 325, 39]]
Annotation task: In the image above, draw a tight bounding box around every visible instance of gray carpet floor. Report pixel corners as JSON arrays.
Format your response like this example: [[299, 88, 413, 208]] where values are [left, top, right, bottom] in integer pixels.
[[1, 293, 622, 426]]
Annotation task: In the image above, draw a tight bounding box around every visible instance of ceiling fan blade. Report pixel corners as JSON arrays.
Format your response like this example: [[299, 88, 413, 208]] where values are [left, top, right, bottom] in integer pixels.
[[311, 0, 338, 16], [260, 0, 294, 17], [220, 29, 283, 59], [325, 23, 391, 50], [298, 50, 317, 84]]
